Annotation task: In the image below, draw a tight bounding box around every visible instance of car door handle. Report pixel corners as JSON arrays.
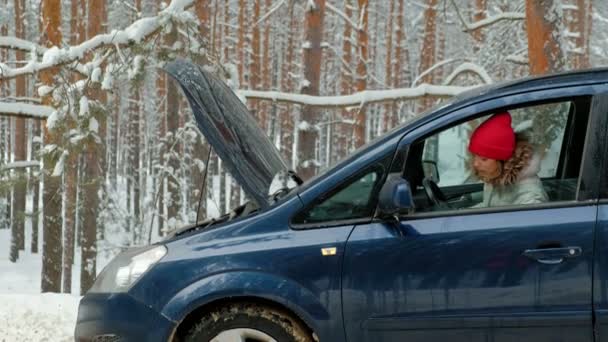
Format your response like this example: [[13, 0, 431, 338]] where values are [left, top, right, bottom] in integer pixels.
[[522, 247, 582, 265]]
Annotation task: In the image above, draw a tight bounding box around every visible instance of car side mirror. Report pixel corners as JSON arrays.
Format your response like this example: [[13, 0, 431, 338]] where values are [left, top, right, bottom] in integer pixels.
[[422, 160, 440, 183], [377, 173, 414, 220]]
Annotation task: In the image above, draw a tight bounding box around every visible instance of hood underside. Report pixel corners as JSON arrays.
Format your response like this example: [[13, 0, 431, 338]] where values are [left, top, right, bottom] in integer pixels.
[[163, 59, 290, 208]]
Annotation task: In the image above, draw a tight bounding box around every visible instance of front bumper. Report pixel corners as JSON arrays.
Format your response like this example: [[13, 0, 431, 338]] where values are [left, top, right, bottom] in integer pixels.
[[74, 293, 176, 342]]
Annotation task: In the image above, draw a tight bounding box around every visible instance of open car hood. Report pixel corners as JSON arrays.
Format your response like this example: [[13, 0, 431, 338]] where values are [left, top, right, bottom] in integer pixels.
[[163, 59, 291, 208]]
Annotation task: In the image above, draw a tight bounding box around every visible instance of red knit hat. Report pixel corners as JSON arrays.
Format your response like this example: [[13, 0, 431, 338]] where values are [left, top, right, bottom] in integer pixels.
[[468, 112, 515, 161]]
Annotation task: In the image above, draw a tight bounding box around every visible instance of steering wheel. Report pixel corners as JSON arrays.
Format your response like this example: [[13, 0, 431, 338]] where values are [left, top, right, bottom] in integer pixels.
[[422, 178, 450, 210]]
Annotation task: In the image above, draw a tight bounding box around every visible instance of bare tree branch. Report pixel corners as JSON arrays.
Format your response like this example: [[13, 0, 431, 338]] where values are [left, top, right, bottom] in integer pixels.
[[326, 2, 359, 30], [450, 0, 524, 33], [254, 0, 286, 26]]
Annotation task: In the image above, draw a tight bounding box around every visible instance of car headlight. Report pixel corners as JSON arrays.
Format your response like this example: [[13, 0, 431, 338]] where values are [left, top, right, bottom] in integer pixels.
[[88, 245, 167, 293]]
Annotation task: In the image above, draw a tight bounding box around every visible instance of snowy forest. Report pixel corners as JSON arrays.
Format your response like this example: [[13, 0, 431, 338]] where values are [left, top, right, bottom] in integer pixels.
[[0, 0, 607, 332]]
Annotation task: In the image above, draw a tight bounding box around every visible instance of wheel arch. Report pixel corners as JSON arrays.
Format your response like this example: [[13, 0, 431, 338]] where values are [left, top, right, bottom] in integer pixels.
[[172, 296, 318, 341], [162, 271, 325, 341]]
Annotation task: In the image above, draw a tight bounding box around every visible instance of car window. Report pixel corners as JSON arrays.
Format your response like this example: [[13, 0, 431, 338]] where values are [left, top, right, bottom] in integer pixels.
[[411, 98, 589, 213], [292, 159, 389, 225], [424, 102, 570, 187]]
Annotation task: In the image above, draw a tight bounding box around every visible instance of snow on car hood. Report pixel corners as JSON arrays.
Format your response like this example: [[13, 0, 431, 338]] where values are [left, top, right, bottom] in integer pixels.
[[163, 59, 291, 208]]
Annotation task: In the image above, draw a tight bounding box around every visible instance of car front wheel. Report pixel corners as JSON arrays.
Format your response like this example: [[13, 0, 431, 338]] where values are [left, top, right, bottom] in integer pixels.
[[183, 303, 314, 342]]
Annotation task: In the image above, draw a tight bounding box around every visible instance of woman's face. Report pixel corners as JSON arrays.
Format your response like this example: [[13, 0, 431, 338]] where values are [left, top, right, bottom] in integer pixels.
[[472, 154, 501, 182]]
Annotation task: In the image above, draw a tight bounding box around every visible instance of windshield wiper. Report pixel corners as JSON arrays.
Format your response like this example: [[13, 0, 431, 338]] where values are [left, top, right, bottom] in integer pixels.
[[173, 201, 259, 237]]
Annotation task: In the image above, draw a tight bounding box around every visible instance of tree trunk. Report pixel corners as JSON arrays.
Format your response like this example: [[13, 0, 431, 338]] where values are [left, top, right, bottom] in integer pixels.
[[80, 146, 99, 294], [237, 0, 247, 87], [156, 73, 166, 236], [418, 0, 438, 112], [223, 0, 230, 60], [130, 87, 141, 240], [338, 0, 354, 162], [31, 121, 41, 253], [250, 0, 264, 131], [166, 27, 181, 230], [251, 0, 261, 91], [472, 0, 487, 52], [262, 0, 271, 92], [383, 0, 395, 132], [109, 90, 119, 187], [353, 0, 368, 147], [525, 0, 565, 75], [279, 1, 297, 167], [79, 0, 106, 294], [563, 0, 591, 69], [63, 154, 77, 293], [393, 0, 411, 126], [40, 0, 63, 293], [87, 0, 107, 240], [298, 0, 325, 181], [0, 0, 6, 92], [12, 0, 27, 256], [62, 0, 84, 292]]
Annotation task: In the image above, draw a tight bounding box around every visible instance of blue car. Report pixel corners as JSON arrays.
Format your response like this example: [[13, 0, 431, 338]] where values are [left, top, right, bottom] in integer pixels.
[[75, 59, 608, 342]]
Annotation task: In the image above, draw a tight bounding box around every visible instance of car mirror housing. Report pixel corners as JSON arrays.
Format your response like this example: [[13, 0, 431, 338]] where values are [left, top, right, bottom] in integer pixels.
[[377, 173, 414, 219]]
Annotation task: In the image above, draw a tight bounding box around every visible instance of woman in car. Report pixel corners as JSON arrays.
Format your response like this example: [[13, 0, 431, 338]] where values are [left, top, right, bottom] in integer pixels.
[[469, 111, 548, 207]]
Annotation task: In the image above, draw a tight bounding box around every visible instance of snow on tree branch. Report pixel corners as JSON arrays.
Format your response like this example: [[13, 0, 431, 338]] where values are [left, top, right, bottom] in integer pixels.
[[0, 101, 53, 119], [443, 63, 493, 85], [2, 161, 41, 171], [0, 37, 47, 54], [240, 84, 477, 107], [413, 58, 461, 86], [450, 0, 524, 33], [0, 0, 195, 81], [594, 12, 608, 24]]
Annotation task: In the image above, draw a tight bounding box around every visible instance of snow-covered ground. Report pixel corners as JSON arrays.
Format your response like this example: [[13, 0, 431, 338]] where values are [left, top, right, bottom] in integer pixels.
[[0, 229, 81, 341], [0, 293, 80, 342]]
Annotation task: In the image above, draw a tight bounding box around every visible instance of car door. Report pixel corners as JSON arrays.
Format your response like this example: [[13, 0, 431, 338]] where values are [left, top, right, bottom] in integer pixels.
[[592, 93, 608, 341], [342, 90, 604, 342]]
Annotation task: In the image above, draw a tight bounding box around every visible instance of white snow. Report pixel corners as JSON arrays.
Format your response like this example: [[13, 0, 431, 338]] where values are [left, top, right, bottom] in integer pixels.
[[254, 0, 286, 26], [1, 160, 40, 170], [0, 36, 47, 53], [79, 96, 89, 117], [91, 67, 102, 83], [101, 64, 115, 90], [240, 84, 476, 107], [297, 121, 314, 131], [0, 0, 194, 80], [326, 2, 359, 30], [0, 101, 54, 119], [37, 85, 54, 97], [89, 117, 99, 133], [0, 229, 81, 341], [443, 62, 493, 85], [0, 294, 81, 342], [51, 150, 68, 177], [449, 0, 525, 32]]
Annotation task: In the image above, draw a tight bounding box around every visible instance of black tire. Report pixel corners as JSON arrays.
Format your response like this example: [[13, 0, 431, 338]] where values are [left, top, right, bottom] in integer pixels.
[[184, 302, 314, 342]]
